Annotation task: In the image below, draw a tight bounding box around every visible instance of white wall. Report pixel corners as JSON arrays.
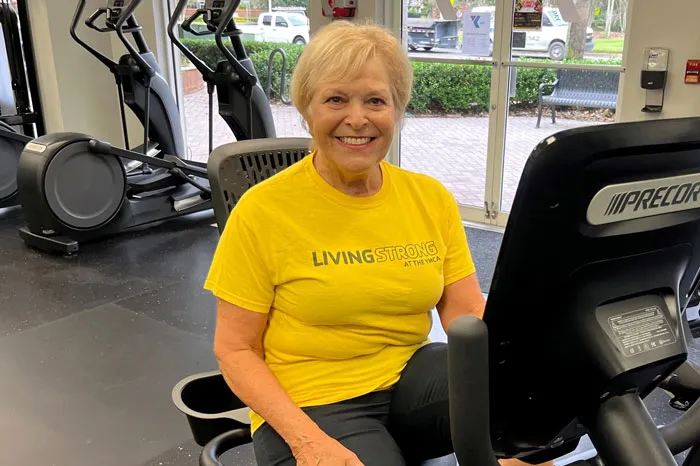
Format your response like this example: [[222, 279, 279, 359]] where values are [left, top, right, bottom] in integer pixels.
[[618, 0, 700, 121], [26, 0, 176, 146], [27, 0, 123, 144], [309, 0, 379, 35]]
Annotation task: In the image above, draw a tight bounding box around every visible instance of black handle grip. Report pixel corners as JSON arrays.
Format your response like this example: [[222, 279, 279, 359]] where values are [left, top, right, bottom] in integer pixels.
[[199, 429, 252, 466], [168, 0, 214, 78], [447, 316, 500, 466], [70, 0, 118, 72], [181, 10, 209, 35], [113, 0, 155, 78], [85, 8, 110, 32]]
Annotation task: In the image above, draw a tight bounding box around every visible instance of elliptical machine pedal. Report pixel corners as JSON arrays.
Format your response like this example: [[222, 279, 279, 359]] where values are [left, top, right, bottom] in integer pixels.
[[17, 228, 79, 255]]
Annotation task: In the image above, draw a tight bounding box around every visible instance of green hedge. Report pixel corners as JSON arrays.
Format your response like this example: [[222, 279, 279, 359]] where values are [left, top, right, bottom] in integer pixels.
[[182, 39, 303, 103], [180, 39, 622, 115]]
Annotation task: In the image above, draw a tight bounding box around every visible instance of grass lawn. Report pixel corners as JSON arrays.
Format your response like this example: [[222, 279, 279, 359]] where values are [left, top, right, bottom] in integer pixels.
[[593, 38, 624, 53]]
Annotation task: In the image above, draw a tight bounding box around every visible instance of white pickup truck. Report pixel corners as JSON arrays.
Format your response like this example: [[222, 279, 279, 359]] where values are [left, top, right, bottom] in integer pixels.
[[240, 12, 310, 45]]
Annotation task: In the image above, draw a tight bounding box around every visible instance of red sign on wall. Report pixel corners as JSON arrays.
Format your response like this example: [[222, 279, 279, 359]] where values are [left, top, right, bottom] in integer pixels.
[[685, 60, 700, 84]]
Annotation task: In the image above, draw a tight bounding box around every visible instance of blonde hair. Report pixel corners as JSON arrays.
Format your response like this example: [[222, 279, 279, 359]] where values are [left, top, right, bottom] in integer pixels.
[[290, 20, 413, 123]]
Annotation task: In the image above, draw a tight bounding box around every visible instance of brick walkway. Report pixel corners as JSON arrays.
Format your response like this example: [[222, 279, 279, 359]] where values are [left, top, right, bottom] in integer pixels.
[[183, 86, 602, 213]]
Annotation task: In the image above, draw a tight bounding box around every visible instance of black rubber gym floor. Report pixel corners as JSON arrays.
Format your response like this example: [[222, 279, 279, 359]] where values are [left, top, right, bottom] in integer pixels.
[[0, 205, 694, 466]]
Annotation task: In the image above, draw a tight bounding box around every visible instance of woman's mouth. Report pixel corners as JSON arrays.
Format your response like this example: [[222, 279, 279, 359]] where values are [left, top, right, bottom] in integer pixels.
[[336, 136, 376, 148]]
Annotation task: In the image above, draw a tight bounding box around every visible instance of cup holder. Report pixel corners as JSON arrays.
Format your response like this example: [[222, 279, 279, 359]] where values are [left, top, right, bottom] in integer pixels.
[[172, 370, 251, 446]]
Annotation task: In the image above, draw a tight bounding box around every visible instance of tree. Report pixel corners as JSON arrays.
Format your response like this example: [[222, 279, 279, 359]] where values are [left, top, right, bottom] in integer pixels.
[[617, 0, 628, 32], [566, 0, 592, 59], [604, 0, 615, 36], [274, 0, 308, 7]]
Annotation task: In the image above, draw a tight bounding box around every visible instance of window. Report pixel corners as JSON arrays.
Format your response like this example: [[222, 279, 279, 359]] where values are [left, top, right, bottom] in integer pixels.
[[288, 14, 308, 26], [172, 1, 310, 163], [399, 0, 630, 226]]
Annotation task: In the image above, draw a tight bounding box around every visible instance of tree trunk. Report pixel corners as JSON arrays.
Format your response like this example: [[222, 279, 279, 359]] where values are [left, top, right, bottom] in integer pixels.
[[431, 0, 441, 19], [604, 0, 614, 37], [618, 0, 628, 32], [567, 0, 592, 60]]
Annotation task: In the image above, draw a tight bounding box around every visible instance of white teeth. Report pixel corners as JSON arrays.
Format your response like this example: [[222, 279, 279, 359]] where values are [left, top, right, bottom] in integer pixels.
[[339, 137, 372, 145]]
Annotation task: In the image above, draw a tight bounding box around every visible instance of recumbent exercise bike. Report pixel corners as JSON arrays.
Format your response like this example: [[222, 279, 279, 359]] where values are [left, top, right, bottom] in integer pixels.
[[171, 117, 700, 465]]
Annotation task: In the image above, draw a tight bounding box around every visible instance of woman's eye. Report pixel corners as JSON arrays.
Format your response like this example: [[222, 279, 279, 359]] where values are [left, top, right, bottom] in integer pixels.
[[369, 98, 386, 105], [326, 96, 343, 104]]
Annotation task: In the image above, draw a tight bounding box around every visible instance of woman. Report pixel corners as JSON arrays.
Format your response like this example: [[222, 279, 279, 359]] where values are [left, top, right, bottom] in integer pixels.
[[205, 20, 553, 466]]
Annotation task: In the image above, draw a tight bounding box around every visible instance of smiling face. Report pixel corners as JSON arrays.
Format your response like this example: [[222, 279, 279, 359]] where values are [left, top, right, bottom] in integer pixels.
[[305, 57, 397, 177]]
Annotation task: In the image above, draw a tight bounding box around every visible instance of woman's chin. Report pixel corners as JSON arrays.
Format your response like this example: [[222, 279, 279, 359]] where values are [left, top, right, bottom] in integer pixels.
[[337, 153, 383, 173]]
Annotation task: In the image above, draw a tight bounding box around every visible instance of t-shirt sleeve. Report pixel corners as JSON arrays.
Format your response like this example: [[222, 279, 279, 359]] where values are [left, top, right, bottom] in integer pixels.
[[203, 205, 274, 314], [442, 188, 477, 286]]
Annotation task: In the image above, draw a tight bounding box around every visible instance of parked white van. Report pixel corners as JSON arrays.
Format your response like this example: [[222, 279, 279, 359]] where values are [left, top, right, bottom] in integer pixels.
[[471, 6, 595, 60]]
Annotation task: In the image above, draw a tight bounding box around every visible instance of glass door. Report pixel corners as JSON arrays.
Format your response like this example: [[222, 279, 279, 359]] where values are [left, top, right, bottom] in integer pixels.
[[490, 0, 628, 226], [398, 0, 506, 224], [396, 0, 629, 227]]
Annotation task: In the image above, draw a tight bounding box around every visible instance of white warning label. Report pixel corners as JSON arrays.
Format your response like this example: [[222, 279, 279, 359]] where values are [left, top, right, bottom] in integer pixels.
[[608, 306, 676, 357]]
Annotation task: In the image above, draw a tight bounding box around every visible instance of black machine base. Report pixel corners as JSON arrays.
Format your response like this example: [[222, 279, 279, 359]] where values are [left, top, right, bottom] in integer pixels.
[[17, 189, 212, 255], [18, 226, 80, 254], [0, 192, 18, 209]]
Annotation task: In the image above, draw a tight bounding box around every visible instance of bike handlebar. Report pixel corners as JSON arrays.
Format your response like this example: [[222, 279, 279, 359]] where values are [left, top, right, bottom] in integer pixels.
[[199, 429, 252, 466]]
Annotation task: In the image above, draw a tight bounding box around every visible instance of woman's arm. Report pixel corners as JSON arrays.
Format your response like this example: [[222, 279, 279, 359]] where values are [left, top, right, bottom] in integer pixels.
[[213, 298, 363, 465], [213, 298, 321, 451], [436, 273, 486, 331]]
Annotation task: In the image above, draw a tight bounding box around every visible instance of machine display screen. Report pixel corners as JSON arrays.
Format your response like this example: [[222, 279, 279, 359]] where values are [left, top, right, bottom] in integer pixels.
[[212, 1, 225, 8], [110, 0, 128, 8]]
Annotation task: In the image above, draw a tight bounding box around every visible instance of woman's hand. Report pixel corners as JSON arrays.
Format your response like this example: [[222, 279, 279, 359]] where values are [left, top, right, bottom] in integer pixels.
[[292, 431, 365, 466]]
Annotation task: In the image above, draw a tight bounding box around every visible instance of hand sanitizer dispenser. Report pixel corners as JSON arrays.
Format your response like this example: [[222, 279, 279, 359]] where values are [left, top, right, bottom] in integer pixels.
[[641, 48, 669, 113]]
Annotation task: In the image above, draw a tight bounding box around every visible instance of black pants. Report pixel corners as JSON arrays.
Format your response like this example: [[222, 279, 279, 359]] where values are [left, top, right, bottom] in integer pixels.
[[252, 343, 451, 466]]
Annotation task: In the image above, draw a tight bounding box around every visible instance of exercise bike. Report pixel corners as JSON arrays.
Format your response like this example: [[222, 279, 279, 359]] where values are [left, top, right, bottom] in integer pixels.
[[15, 0, 212, 254], [169, 117, 700, 466], [0, 0, 43, 209]]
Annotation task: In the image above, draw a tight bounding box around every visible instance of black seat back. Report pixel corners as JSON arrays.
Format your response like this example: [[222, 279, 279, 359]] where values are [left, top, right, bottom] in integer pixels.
[[207, 138, 312, 232]]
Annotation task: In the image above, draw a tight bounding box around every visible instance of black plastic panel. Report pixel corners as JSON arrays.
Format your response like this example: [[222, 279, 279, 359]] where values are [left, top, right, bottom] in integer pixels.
[[479, 117, 700, 460]]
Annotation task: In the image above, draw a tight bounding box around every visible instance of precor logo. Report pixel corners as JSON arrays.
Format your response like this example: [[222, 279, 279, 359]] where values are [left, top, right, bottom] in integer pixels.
[[587, 173, 700, 225], [604, 182, 700, 216]]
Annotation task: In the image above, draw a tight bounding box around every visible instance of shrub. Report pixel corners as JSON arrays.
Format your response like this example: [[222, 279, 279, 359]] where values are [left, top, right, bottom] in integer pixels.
[[181, 39, 303, 103], [179, 39, 623, 115]]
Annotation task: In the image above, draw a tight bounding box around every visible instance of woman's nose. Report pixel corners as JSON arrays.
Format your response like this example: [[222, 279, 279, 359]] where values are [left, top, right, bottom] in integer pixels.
[[344, 101, 368, 128]]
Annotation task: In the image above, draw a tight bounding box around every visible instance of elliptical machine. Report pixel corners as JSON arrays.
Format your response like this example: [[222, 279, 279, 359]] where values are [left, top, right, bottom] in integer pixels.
[[15, 0, 212, 254], [0, 0, 44, 209], [168, 0, 276, 153]]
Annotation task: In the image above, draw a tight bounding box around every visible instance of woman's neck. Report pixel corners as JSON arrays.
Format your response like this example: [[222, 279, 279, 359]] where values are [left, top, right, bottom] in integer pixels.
[[313, 152, 383, 197]]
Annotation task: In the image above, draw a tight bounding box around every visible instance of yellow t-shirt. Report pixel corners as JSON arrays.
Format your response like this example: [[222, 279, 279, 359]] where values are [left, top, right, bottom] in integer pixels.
[[204, 152, 476, 434]]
